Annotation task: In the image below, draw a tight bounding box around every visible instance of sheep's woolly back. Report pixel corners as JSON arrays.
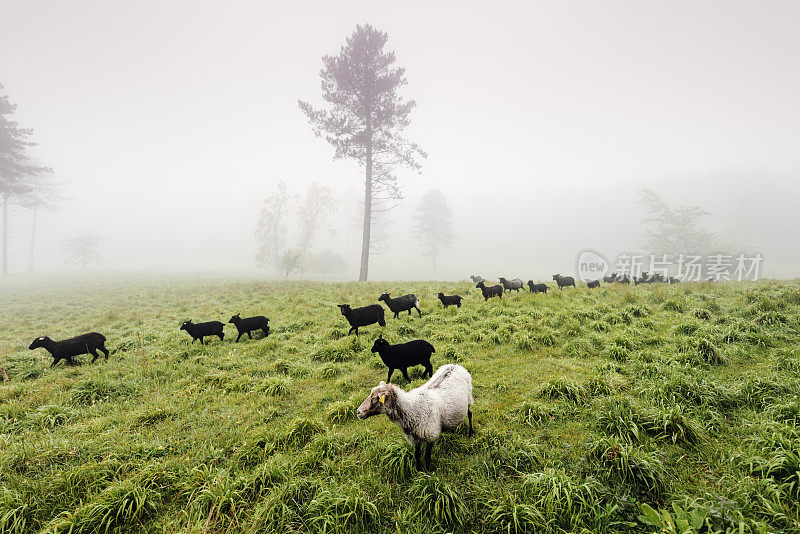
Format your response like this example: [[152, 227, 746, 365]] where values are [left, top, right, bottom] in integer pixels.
[[377, 364, 472, 445]]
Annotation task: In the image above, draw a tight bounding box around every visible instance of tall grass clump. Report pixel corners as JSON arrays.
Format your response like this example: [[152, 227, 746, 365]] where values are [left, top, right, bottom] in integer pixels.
[[410, 473, 468, 529], [584, 437, 668, 500]]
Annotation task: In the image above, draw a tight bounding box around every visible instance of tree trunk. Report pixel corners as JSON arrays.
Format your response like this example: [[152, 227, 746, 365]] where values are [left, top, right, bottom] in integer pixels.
[[28, 206, 38, 272], [2, 195, 7, 276], [359, 116, 373, 282]]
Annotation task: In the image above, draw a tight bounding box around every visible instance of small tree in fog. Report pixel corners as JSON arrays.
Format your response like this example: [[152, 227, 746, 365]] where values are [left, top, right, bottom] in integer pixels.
[[412, 189, 454, 271], [255, 181, 290, 272], [63, 234, 102, 270], [638, 188, 719, 255], [16, 175, 65, 272], [297, 182, 337, 256], [299, 24, 426, 281], [278, 248, 304, 279], [0, 83, 50, 275]]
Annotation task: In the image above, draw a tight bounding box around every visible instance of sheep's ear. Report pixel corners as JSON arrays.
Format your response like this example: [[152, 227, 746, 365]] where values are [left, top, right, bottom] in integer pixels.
[[379, 394, 386, 404], [379, 381, 385, 386]]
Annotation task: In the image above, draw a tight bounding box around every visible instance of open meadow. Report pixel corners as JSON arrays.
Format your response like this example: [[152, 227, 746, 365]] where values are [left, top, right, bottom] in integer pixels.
[[1, 275, 799, 533]]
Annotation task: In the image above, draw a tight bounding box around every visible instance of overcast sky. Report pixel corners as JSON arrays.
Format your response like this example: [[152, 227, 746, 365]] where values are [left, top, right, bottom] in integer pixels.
[[1, 1, 798, 279]]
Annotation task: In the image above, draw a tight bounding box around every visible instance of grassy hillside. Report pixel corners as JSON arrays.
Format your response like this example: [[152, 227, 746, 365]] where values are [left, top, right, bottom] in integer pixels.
[[1, 275, 799, 533]]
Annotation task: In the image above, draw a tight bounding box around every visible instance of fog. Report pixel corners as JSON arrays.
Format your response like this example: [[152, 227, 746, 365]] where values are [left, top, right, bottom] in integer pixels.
[[1, 1, 798, 280]]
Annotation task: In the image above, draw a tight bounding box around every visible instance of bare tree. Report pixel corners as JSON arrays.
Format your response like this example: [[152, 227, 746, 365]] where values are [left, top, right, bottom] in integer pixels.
[[278, 248, 304, 279], [638, 188, 720, 256], [63, 234, 102, 270], [0, 83, 49, 274], [299, 24, 426, 281], [255, 181, 291, 272], [16, 174, 65, 272], [412, 189, 455, 271], [297, 182, 337, 256]]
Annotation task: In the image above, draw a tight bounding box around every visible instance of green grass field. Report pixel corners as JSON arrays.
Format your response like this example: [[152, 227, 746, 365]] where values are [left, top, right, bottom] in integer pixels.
[[1, 275, 799, 533]]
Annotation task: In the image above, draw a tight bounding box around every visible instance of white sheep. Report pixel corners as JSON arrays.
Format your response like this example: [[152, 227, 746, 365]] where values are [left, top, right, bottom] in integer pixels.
[[357, 363, 474, 470]]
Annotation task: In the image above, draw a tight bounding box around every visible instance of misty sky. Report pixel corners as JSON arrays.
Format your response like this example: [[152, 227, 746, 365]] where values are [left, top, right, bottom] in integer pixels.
[[1, 1, 798, 279]]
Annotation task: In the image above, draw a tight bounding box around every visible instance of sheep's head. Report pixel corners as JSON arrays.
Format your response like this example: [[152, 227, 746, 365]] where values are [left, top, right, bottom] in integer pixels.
[[337, 304, 351, 316], [228, 314, 240, 324], [476, 281, 485, 289], [499, 277, 507, 283], [357, 381, 394, 419], [180, 321, 193, 331], [552, 274, 560, 280], [371, 335, 389, 353], [29, 336, 48, 350], [377, 293, 390, 302], [437, 292, 445, 298]]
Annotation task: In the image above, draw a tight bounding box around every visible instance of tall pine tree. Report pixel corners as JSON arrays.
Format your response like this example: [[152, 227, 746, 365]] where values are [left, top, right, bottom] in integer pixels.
[[299, 24, 425, 281]]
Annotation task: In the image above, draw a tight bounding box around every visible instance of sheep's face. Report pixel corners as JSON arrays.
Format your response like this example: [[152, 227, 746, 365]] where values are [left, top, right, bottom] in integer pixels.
[[437, 293, 445, 299], [371, 336, 389, 353], [337, 304, 351, 316], [29, 336, 47, 350], [357, 383, 392, 419], [180, 321, 192, 331], [475, 282, 484, 289], [377, 293, 390, 302], [228, 314, 240, 324], [552, 274, 559, 280]]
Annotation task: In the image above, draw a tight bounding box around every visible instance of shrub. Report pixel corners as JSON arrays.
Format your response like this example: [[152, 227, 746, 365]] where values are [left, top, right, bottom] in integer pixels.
[[584, 437, 668, 500], [410, 473, 467, 529]]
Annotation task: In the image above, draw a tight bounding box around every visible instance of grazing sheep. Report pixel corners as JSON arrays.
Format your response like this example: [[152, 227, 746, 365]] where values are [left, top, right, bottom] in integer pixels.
[[587, 279, 600, 289], [499, 277, 524, 293], [228, 314, 269, 342], [29, 333, 109, 367], [371, 335, 435, 383], [476, 281, 503, 300], [603, 273, 618, 283], [337, 304, 386, 336], [527, 281, 548, 294], [357, 363, 474, 470], [469, 275, 484, 283], [552, 274, 576, 289], [180, 320, 225, 344], [616, 274, 631, 285], [378, 293, 422, 318], [635, 272, 649, 286], [669, 276, 680, 284], [437, 293, 463, 308]]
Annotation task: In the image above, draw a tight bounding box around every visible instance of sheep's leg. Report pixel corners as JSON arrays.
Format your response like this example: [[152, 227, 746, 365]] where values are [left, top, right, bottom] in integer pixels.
[[408, 309, 412, 315], [425, 363, 433, 377], [468, 407, 474, 436], [236, 332, 242, 342], [247, 331, 252, 339], [416, 306, 422, 317], [90, 350, 99, 364], [262, 328, 269, 337], [402, 369, 411, 382], [387, 368, 394, 383], [348, 326, 355, 336], [218, 333, 224, 341], [415, 443, 422, 470], [100, 346, 109, 360], [424, 442, 433, 470]]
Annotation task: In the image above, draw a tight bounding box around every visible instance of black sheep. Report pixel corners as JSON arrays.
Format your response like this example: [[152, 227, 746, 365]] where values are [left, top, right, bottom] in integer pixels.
[[378, 293, 422, 318], [669, 276, 680, 284], [371, 335, 434, 383], [603, 273, 618, 283], [437, 293, 463, 308], [499, 277, 524, 292], [338, 304, 386, 336], [634, 272, 649, 285], [527, 281, 548, 294], [180, 320, 225, 344], [587, 279, 600, 289], [552, 274, 576, 289], [29, 332, 109, 367], [616, 274, 631, 285], [476, 281, 503, 300], [228, 314, 269, 342]]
